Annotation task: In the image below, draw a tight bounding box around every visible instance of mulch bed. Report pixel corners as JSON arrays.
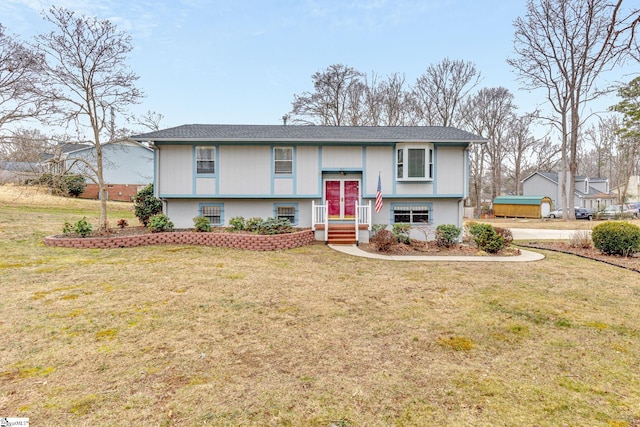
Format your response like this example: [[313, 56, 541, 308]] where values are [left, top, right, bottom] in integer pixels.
[[358, 240, 521, 257], [518, 241, 640, 273]]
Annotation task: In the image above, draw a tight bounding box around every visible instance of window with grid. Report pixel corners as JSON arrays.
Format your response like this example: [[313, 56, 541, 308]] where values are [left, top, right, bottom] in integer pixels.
[[275, 205, 297, 224], [196, 146, 215, 174], [392, 205, 430, 224], [274, 147, 293, 175], [201, 204, 222, 225]]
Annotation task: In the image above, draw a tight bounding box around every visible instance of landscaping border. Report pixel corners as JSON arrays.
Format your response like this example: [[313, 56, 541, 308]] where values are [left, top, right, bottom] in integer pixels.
[[43, 229, 315, 251]]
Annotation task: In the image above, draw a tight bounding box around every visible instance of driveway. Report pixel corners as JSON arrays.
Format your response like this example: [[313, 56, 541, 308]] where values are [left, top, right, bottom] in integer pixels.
[[509, 228, 587, 240]]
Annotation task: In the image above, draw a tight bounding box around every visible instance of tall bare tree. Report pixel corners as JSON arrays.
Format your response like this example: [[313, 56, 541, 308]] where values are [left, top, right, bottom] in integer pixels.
[[0, 24, 47, 135], [411, 58, 481, 126], [290, 64, 364, 126], [508, 0, 639, 218], [459, 87, 516, 201], [34, 7, 142, 230]]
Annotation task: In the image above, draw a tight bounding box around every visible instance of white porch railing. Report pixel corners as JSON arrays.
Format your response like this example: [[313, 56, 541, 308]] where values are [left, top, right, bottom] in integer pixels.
[[355, 200, 372, 243], [311, 200, 329, 242]]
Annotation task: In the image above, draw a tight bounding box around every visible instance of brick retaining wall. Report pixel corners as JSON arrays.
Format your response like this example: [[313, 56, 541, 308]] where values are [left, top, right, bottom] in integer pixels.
[[43, 229, 316, 251]]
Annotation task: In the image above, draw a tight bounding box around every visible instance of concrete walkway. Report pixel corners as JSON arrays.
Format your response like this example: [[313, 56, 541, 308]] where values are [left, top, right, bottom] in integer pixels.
[[509, 228, 587, 240], [329, 244, 545, 262]]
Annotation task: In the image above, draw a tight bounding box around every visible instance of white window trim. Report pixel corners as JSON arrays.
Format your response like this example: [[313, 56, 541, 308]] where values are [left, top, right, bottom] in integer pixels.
[[396, 143, 433, 181], [274, 146, 293, 175]]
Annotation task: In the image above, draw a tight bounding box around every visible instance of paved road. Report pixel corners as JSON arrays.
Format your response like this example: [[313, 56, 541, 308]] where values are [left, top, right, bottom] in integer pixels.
[[509, 228, 588, 240]]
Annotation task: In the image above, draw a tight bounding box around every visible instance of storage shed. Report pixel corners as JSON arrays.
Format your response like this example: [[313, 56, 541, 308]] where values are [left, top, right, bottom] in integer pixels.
[[493, 195, 552, 218]]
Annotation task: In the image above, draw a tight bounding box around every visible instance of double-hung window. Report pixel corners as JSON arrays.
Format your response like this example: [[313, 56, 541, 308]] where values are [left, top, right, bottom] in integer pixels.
[[274, 203, 297, 225], [392, 205, 431, 224], [200, 204, 223, 225], [196, 146, 215, 174], [274, 147, 293, 175], [396, 144, 433, 180]]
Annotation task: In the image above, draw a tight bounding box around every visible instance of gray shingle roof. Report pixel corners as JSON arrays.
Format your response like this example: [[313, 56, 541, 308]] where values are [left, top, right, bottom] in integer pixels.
[[131, 124, 487, 143]]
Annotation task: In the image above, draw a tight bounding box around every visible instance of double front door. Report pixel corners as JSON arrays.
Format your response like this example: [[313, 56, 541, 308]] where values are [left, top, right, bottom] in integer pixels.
[[325, 179, 359, 219]]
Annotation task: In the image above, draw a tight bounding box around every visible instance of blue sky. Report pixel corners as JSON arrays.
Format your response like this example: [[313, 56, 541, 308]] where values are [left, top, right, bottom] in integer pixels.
[[1, 0, 637, 132]]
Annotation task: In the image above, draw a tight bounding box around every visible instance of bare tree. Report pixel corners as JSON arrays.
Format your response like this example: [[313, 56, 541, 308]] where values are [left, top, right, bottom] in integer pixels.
[[0, 24, 48, 135], [508, 0, 639, 218], [459, 87, 516, 201], [0, 127, 51, 162], [136, 110, 165, 132], [34, 7, 142, 230], [411, 58, 481, 127], [290, 64, 364, 126], [504, 113, 552, 195]]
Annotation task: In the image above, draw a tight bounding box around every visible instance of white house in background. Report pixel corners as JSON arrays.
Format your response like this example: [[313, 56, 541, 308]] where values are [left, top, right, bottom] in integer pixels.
[[42, 139, 154, 201], [132, 124, 486, 244], [522, 171, 616, 211], [611, 175, 640, 202]]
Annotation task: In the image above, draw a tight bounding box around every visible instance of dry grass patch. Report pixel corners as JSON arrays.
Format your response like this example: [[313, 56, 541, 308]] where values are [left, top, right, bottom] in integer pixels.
[[474, 217, 640, 230], [1, 186, 640, 425]]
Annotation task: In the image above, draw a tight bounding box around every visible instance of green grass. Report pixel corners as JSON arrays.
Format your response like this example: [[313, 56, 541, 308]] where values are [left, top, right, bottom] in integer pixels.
[[1, 185, 640, 426]]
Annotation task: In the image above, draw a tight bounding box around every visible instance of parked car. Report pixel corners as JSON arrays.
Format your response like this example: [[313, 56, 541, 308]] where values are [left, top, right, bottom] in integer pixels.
[[627, 202, 640, 215], [546, 208, 564, 218], [598, 204, 638, 220], [574, 207, 593, 220]]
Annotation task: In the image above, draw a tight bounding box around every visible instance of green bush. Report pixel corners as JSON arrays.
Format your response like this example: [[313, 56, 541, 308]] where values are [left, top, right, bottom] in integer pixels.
[[256, 217, 293, 235], [494, 227, 513, 246], [435, 224, 462, 247], [62, 220, 73, 234], [591, 221, 640, 256], [392, 223, 412, 244], [64, 174, 86, 197], [148, 214, 174, 233], [370, 229, 397, 252], [193, 216, 212, 232], [244, 217, 263, 232], [74, 217, 93, 237], [372, 224, 388, 235], [134, 184, 162, 226], [466, 222, 504, 253], [229, 216, 245, 231]]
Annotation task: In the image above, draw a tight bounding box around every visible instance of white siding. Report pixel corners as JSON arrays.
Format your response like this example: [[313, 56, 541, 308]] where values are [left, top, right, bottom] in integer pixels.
[[436, 147, 464, 194], [219, 146, 270, 195], [364, 146, 393, 195], [159, 145, 192, 195], [274, 178, 294, 194], [67, 142, 153, 185], [296, 146, 319, 195], [195, 177, 215, 195], [396, 182, 434, 195], [322, 146, 362, 169]]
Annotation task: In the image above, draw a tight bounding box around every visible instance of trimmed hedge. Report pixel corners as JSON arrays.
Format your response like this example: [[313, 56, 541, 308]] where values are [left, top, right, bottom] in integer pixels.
[[591, 221, 640, 256]]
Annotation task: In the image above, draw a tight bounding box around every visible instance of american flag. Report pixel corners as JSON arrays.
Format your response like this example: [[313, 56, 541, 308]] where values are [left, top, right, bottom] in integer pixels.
[[375, 173, 383, 213]]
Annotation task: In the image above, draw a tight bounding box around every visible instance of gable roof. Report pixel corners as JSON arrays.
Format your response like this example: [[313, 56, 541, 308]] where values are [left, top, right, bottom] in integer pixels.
[[131, 124, 487, 143], [41, 139, 153, 161], [523, 171, 613, 198]]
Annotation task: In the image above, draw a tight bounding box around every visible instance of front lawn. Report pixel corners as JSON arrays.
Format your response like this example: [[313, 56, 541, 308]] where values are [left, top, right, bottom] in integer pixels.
[[1, 186, 639, 426]]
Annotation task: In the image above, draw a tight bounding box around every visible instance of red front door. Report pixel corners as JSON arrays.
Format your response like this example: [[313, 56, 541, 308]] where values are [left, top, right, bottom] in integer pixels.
[[325, 180, 359, 219]]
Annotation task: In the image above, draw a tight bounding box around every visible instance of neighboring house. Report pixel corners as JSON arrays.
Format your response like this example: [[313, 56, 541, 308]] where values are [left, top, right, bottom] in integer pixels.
[[0, 161, 42, 184], [42, 139, 154, 201], [131, 124, 486, 244], [522, 171, 616, 211], [611, 175, 640, 202]]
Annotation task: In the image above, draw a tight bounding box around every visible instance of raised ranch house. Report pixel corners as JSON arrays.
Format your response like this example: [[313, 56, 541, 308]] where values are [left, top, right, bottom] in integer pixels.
[[132, 125, 486, 244]]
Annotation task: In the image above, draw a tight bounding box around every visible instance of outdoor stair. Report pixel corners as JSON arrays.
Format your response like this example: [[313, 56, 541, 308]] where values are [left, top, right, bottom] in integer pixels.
[[326, 224, 357, 245]]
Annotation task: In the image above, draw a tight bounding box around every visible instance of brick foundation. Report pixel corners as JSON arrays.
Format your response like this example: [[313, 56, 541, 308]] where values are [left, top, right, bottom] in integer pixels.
[[43, 229, 316, 251], [79, 184, 144, 202]]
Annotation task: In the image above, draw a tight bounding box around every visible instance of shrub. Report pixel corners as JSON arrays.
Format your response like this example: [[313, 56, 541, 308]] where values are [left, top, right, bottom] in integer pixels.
[[370, 229, 397, 252], [64, 174, 86, 197], [193, 216, 212, 232], [62, 220, 73, 234], [74, 217, 93, 237], [569, 230, 592, 249], [229, 216, 245, 231], [148, 214, 174, 233], [244, 217, 263, 232], [494, 227, 513, 246], [117, 219, 128, 229], [466, 222, 504, 253], [134, 184, 162, 226], [392, 223, 412, 244], [435, 224, 461, 247], [591, 221, 640, 256], [256, 217, 293, 235]]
